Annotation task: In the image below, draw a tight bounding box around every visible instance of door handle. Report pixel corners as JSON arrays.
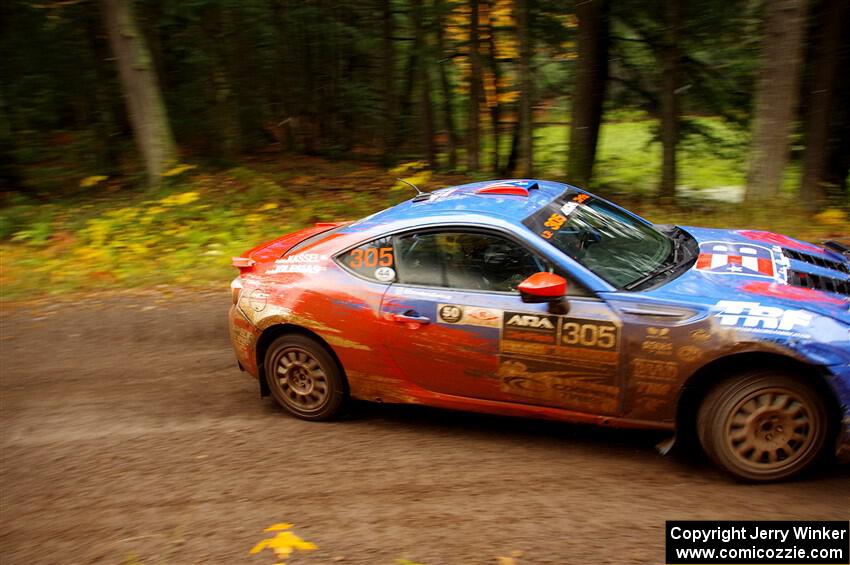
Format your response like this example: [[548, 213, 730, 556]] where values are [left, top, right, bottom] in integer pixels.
[[392, 311, 431, 325]]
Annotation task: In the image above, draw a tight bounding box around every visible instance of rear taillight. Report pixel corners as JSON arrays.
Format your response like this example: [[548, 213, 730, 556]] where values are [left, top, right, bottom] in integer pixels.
[[231, 277, 243, 305]]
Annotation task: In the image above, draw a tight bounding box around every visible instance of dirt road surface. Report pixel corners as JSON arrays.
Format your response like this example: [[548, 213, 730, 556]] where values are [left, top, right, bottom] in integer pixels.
[[2, 291, 848, 565]]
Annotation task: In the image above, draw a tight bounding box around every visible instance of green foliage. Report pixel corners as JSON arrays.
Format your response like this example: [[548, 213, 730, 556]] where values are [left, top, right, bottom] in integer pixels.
[[537, 115, 753, 193], [0, 161, 439, 299], [1, 156, 845, 302]]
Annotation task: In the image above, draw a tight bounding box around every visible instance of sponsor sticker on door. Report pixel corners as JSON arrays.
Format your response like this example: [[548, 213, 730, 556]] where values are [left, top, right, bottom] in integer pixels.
[[437, 304, 502, 328]]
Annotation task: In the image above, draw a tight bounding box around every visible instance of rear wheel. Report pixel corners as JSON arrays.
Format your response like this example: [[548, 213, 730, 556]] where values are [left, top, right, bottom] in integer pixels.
[[264, 334, 346, 420], [697, 371, 829, 482]]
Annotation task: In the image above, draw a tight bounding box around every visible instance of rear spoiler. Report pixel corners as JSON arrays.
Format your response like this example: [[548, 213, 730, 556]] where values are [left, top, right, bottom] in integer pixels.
[[231, 257, 256, 272]]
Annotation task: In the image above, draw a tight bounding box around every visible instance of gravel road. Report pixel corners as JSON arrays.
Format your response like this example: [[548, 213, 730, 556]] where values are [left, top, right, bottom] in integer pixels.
[[1, 290, 847, 565]]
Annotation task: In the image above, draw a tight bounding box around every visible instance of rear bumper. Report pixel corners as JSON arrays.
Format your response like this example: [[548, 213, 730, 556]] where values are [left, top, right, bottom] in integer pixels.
[[228, 304, 261, 377]]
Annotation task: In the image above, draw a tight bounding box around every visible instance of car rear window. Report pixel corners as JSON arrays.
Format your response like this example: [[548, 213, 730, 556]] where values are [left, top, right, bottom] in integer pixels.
[[335, 236, 396, 283]]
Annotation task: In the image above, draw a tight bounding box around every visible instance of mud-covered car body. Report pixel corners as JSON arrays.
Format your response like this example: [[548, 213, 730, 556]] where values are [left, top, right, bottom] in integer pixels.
[[229, 180, 850, 465]]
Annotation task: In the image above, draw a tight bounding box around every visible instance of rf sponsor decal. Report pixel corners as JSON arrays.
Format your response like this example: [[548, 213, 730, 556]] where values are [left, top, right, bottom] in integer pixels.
[[714, 300, 813, 337]]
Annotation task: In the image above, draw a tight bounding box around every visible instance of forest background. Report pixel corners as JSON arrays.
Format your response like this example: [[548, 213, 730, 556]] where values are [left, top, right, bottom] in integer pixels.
[[1, 0, 848, 299]]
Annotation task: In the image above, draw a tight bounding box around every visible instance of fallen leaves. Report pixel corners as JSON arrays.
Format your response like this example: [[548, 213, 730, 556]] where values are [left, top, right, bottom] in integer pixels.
[[251, 523, 317, 565]]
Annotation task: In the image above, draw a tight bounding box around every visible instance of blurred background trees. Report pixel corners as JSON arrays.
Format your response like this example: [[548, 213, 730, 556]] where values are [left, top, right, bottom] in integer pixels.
[[0, 0, 848, 207]]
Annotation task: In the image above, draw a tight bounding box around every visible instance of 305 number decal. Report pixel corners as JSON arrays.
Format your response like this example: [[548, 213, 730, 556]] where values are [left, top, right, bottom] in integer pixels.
[[561, 321, 618, 349], [348, 247, 393, 269]]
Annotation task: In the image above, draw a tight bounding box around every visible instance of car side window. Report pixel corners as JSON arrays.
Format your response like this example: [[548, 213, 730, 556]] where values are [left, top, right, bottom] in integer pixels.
[[336, 236, 396, 282], [394, 231, 551, 293]]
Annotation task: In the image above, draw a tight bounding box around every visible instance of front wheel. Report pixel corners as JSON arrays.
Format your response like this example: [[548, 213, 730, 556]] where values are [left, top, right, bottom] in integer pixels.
[[697, 371, 830, 482], [264, 334, 347, 420]]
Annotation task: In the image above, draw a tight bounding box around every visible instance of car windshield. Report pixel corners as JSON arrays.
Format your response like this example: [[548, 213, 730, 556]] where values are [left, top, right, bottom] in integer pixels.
[[523, 191, 673, 289]]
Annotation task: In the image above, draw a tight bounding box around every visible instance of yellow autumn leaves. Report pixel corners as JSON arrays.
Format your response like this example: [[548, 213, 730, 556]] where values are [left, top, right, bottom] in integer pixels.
[[251, 523, 317, 565], [248, 522, 527, 565], [78, 163, 197, 189]]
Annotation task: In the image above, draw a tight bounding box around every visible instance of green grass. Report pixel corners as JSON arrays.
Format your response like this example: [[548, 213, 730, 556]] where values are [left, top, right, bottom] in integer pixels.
[[536, 116, 747, 191]]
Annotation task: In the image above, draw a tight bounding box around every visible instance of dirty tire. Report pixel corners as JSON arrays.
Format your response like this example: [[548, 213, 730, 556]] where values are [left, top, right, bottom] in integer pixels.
[[265, 334, 346, 421], [697, 371, 829, 482]]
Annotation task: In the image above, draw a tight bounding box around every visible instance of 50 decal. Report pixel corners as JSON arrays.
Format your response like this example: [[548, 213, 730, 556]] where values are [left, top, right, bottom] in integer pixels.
[[561, 321, 617, 349]]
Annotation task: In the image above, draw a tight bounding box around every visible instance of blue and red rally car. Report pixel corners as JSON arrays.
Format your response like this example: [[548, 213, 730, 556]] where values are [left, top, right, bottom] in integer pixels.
[[228, 180, 850, 481]]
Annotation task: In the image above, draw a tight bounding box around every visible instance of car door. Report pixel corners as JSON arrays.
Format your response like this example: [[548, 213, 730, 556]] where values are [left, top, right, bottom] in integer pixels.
[[379, 228, 625, 416]]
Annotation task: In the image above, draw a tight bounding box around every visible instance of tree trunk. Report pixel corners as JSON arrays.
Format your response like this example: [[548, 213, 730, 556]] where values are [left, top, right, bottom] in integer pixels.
[[506, 117, 520, 175], [659, 0, 680, 201], [202, 4, 240, 162], [484, 1, 502, 173], [435, 0, 458, 170], [412, 0, 437, 168], [745, 0, 809, 202], [381, 0, 397, 164], [823, 20, 850, 196], [0, 90, 19, 188], [567, 0, 608, 187], [101, 0, 176, 186], [800, 0, 846, 207], [467, 0, 482, 172], [515, 0, 533, 177], [85, 7, 122, 176]]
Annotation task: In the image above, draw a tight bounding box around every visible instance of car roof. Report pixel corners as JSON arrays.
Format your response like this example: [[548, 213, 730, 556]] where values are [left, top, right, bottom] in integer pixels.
[[339, 179, 577, 234]]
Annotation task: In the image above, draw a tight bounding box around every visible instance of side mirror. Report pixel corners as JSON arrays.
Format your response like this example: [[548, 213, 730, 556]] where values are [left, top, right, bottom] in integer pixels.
[[517, 272, 567, 303]]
